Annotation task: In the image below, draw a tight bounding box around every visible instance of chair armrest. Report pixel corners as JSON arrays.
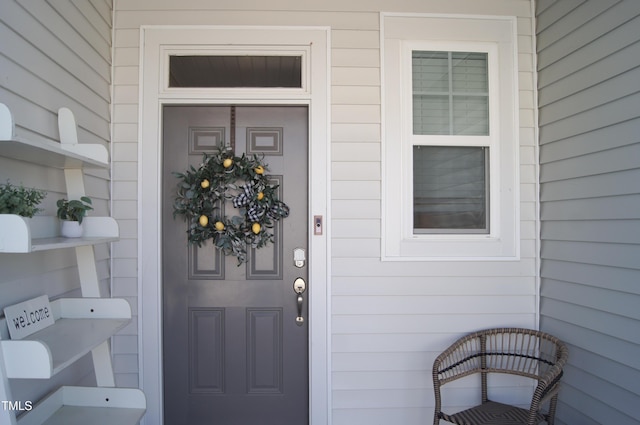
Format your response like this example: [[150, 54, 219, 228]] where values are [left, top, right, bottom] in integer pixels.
[[531, 363, 565, 410], [433, 331, 485, 387]]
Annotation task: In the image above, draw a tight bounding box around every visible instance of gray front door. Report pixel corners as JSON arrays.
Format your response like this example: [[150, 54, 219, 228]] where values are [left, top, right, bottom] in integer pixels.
[[162, 105, 309, 425]]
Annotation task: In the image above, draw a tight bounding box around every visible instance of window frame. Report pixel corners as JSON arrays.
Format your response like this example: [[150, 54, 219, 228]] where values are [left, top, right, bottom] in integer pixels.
[[406, 41, 500, 236], [382, 14, 520, 260]]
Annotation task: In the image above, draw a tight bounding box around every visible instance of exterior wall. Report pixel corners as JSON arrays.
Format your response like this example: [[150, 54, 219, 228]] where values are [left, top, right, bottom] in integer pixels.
[[113, 0, 537, 423], [0, 0, 113, 403], [536, 1, 640, 424]]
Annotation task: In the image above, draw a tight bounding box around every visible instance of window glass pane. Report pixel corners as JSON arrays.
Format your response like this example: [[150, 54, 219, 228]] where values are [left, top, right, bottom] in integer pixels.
[[413, 95, 449, 135], [413, 146, 488, 233], [451, 52, 488, 93], [169, 55, 302, 88], [412, 51, 489, 136], [412, 51, 449, 91], [452, 96, 489, 135]]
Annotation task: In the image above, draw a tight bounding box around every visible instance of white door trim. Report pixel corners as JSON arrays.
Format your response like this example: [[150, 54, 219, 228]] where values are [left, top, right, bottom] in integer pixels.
[[138, 26, 331, 425]]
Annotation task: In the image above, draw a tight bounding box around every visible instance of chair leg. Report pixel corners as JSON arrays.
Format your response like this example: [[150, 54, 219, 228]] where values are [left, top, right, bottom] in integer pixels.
[[547, 394, 559, 425], [433, 387, 442, 425]]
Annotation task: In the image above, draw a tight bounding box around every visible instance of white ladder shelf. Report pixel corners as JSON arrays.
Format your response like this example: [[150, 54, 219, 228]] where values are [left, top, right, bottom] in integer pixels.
[[0, 103, 146, 425]]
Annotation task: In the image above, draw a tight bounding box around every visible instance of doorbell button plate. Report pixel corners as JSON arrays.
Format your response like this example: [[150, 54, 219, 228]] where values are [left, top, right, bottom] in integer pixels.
[[313, 215, 323, 235]]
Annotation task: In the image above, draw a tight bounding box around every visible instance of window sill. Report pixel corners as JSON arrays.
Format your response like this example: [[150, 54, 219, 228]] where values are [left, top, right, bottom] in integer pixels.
[[382, 232, 520, 261]]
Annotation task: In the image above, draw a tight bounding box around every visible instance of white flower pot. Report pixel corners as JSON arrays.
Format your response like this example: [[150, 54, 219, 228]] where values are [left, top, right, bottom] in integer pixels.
[[61, 220, 83, 238]]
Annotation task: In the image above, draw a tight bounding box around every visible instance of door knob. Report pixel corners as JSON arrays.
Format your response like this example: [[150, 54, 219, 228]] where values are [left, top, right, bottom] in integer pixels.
[[296, 295, 304, 325], [293, 277, 306, 326]]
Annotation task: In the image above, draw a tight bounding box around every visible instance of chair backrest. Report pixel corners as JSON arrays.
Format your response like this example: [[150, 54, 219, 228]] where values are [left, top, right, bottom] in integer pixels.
[[434, 328, 568, 386], [433, 328, 569, 424]]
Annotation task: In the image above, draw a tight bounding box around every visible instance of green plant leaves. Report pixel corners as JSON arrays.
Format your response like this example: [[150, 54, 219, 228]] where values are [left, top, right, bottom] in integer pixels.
[[0, 181, 47, 218], [56, 196, 93, 224]]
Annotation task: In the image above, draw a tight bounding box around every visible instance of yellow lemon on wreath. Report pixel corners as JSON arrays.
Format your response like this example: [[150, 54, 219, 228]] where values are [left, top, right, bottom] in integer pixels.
[[200, 179, 210, 189], [254, 165, 264, 175], [214, 221, 225, 231], [223, 158, 233, 168], [198, 215, 209, 227], [251, 222, 261, 234], [257, 191, 264, 201]]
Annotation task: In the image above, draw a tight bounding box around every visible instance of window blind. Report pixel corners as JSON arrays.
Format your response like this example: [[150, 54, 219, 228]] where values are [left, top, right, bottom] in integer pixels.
[[412, 51, 489, 136]]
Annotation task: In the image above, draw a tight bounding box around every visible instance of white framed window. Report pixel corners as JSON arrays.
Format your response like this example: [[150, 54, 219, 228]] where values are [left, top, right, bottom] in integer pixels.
[[409, 45, 496, 235], [382, 14, 519, 260]]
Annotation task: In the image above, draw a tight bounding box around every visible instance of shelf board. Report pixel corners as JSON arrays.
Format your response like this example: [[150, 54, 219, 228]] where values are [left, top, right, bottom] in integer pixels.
[[0, 216, 119, 253], [1, 298, 132, 379], [27, 236, 120, 252], [17, 386, 146, 425], [0, 104, 108, 168], [0, 138, 108, 169]]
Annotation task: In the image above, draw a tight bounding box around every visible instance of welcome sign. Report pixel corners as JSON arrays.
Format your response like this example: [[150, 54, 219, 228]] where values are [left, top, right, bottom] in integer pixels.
[[4, 295, 55, 339]]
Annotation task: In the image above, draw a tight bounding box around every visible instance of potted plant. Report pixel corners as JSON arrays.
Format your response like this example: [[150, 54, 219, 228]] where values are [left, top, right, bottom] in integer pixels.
[[0, 181, 47, 217], [56, 196, 93, 237]]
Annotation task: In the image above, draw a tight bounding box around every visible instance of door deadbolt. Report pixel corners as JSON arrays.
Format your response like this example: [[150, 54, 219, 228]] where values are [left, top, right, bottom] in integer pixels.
[[293, 277, 306, 294]]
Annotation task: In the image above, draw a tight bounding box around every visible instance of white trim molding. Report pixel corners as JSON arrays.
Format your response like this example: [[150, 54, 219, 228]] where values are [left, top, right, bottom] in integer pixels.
[[138, 25, 331, 425], [381, 13, 520, 261]]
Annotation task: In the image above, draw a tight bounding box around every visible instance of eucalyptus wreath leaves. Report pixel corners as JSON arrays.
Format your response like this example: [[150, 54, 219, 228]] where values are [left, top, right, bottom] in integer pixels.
[[172, 145, 290, 264]]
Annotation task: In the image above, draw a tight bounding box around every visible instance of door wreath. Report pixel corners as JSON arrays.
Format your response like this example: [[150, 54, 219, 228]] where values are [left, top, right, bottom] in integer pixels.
[[172, 145, 290, 264]]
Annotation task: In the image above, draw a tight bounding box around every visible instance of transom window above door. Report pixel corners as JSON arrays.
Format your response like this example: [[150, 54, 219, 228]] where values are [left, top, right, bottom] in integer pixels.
[[169, 55, 302, 88]]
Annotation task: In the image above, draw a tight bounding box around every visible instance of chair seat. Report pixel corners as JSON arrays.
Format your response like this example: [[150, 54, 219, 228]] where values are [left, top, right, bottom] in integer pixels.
[[439, 400, 546, 425]]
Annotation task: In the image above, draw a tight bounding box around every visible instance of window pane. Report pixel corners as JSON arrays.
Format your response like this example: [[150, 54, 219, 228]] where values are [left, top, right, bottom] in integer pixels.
[[412, 51, 449, 91], [413, 95, 449, 135], [412, 51, 489, 136], [451, 52, 488, 93], [413, 146, 488, 233], [169, 55, 302, 88], [452, 96, 489, 135]]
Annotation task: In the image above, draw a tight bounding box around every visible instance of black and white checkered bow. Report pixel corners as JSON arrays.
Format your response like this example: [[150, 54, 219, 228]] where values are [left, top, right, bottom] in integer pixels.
[[233, 184, 254, 208], [233, 184, 290, 222], [268, 201, 290, 219]]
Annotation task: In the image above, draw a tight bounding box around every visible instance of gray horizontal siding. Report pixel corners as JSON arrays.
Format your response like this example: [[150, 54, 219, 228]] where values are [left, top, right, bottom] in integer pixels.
[[0, 0, 111, 142], [536, 1, 640, 424]]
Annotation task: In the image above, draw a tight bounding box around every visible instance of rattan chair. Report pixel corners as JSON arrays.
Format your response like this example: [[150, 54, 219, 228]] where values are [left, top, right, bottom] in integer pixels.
[[433, 328, 568, 425]]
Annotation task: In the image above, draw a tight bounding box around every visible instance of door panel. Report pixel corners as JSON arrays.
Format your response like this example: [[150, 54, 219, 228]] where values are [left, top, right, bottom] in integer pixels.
[[162, 105, 309, 425], [189, 308, 224, 393]]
